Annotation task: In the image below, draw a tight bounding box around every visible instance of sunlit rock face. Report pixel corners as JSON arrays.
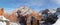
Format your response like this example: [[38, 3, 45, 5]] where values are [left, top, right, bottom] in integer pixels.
[[0, 8, 4, 16], [4, 12, 20, 25], [4, 12, 18, 22], [0, 8, 9, 25], [0, 8, 19, 25], [0, 8, 9, 21], [16, 6, 33, 16]]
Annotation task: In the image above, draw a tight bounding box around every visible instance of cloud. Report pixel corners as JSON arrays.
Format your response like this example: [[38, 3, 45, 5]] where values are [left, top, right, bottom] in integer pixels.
[[16, 0, 45, 7], [28, 0, 44, 6], [28, 2, 42, 7], [50, 0, 60, 4]]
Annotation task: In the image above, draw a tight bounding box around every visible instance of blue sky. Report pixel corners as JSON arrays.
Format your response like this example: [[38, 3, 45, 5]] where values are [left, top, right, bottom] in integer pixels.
[[0, 0, 60, 12]]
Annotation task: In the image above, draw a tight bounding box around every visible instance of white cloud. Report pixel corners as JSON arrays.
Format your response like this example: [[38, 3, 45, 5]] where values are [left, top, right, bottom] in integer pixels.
[[22, 0, 46, 7], [50, 0, 60, 4]]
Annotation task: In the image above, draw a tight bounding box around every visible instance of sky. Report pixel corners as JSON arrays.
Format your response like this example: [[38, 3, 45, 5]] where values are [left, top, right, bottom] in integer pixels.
[[0, 0, 60, 12]]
